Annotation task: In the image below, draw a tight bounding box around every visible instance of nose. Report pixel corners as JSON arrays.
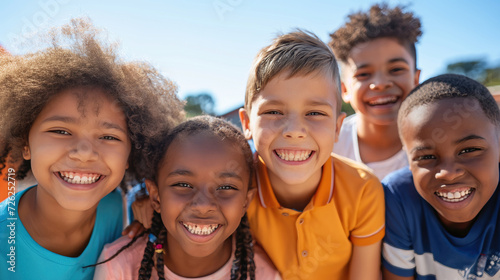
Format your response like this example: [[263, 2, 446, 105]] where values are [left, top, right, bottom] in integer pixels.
[[68, 138, 99, 162], [369, 72, 393, 91], [282, 114, 306, 139], [435, 159, 465, 182], [190, 188, 217, 215]]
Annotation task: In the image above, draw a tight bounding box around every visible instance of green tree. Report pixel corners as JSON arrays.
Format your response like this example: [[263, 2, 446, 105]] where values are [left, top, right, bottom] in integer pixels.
[[184, 92, 216, 117], [445, 58, 500, 86], [341, 100, 355, 116]]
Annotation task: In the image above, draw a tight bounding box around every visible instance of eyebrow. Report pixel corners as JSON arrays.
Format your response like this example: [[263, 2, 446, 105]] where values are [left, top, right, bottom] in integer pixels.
[[41, 115, 127, 134], [409, 134, 486, 153], [259, 99, 283, 106], [101, 121, 127, 134], [456, 134, 485, 144], [167, 169, 193, 178], [41, 115, 77, 124], [304, 99, 334, 107], [167, 169, 243, 181], [410, 146, 433, 154], [356, 57, 410, 70], [219, 171, 243, 182]]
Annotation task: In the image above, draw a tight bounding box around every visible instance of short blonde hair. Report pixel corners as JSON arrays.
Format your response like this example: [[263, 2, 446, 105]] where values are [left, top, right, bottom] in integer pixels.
[[244, 29, 342, 115]]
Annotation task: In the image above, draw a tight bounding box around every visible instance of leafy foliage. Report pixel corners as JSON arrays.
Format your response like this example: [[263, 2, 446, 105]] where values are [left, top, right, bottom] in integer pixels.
[[184, 92, 216, 117]]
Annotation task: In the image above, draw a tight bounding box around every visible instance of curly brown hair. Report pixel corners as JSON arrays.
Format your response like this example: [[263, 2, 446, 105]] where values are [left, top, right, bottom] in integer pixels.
[[329, 3, 422, 67], [0, 18, 185, 185]]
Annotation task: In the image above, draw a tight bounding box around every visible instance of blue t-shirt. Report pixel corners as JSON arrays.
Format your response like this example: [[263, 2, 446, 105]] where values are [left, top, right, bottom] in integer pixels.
[[382, 167, 500, 280], [0, 186, 123, 280]]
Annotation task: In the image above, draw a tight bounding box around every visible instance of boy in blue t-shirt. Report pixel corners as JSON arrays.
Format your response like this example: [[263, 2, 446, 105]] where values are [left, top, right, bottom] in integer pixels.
[[382, 74, 500, 279]]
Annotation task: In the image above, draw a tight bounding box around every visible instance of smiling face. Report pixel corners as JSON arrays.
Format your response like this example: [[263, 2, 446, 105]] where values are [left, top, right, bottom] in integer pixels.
[[400, 98, 500, 231], [240, 70, 344, 191], [24, 87, 131, 211], [147, 133, 253, 260], [341, 37, 420, 126]]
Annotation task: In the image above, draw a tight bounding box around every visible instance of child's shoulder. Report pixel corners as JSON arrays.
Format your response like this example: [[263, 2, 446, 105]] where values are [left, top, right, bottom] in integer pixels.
[[94, 234, 147, 279], [381, 167, 423, 209], [381, 167, 414, 194], [98, 189, 124, 212], [331, 153, 378, 182], [253, 242, 282, 280], [101, 234, 148, 260]]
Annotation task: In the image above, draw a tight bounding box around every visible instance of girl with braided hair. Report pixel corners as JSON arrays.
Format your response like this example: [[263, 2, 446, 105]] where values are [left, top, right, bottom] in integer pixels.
[[94, 116, 281, 280]]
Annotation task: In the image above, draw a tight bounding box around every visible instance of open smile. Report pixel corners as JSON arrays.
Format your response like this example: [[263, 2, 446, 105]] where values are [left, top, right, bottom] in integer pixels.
[[367, 96, 398, 106], [182, 222, 221, 236], [435, 188, 474, 203], [274, 149, 313, 162], [58, 171, 103, 185]]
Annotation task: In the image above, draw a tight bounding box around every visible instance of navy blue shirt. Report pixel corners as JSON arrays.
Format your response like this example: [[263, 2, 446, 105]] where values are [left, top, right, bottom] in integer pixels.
[[382, 167, 500, 279]]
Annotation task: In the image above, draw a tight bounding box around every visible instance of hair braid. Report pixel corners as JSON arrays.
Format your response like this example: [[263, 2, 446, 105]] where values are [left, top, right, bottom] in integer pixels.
[[155, 227, 168, 280], [138, 211, 164, 280], [230, 214, 255, 280], [82, 230, 147, 269]]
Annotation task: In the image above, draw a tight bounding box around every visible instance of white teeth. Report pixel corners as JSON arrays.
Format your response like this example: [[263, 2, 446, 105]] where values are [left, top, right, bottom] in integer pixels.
[[436, 188, 472, 202], [275, 150, 312, 162], [59, 172, 101, 184], [368, 96, 397, 105], [183, 223, 219, 235]]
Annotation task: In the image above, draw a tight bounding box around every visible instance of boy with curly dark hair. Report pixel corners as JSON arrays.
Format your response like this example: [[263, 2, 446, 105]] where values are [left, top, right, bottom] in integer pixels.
[[329, 3, 422, 179], [382, 74, 500, 279], [0, 18, 184, 279]]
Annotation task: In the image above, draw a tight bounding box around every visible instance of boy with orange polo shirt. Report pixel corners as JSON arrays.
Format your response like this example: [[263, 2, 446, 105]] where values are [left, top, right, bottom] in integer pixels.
[[239, 30, 385, 279]]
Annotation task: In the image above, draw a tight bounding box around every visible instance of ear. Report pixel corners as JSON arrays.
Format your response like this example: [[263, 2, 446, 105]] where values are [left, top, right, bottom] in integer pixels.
[[22, 146, 31, 160], [334, 112, 346, 143], [239, 108, 253, 140], [414, 69, 421, 86], [340, 82, 351, 103], [242, 188, 256, 214], [145, 179, 161, 213]]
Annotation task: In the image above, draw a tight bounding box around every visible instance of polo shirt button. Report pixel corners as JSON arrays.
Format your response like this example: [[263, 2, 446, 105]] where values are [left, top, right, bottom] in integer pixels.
[[299, 218, 304, 224], [302, 250, 308, 257], [282, 212, 289, 217]]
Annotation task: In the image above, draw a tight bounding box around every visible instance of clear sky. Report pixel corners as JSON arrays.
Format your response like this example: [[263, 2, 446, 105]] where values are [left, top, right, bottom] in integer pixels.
[[1, 0, 499, 115]]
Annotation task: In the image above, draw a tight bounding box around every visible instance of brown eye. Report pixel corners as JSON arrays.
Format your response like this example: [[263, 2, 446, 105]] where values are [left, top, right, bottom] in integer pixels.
[[459, 147, 480, 155], [173, 182, 192, 188], [218, 185, 237, 190], [101, 135, 120, 141], [49, 130, 70, 135]]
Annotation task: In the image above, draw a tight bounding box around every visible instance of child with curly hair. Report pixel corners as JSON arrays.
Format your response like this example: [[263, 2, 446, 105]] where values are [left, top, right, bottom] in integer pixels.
[[93, 116, 281, 280], [329, 3, 422, 180], [0, 18, 184, 279]]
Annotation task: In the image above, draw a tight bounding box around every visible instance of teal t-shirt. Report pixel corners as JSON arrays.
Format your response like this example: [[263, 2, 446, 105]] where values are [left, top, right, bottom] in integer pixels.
[[0, 186, 123, 280]]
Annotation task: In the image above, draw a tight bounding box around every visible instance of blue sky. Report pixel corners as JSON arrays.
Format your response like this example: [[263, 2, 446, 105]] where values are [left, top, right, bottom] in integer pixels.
[[1, 0, 499, 114]]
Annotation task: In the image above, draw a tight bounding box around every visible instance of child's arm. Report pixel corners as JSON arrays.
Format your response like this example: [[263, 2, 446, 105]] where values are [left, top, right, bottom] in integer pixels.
[[349, 241, 382, 280], [382, 268, 415, 280]]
